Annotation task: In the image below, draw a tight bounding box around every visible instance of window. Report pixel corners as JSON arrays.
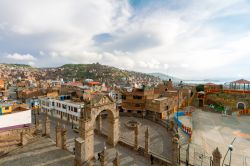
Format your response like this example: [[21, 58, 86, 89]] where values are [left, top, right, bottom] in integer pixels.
[[135, 104, 140, 107], [121, 95, 126, 100], [5, 106, 9, 110], [166, 106, 169, 110], [52, 102, 55, 106], [68, 106, 70, 110], [74, 107, 77, 112], [62, 104, 66, 109], [133, 96, 142, 99]]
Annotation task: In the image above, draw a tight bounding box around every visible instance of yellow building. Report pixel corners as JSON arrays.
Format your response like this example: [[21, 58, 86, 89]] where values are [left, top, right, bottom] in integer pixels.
[[0, 104, 13, 115]]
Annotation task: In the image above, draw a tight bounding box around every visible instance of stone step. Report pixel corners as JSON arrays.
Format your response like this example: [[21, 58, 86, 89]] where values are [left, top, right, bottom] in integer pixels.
[[0, 140, 19, 149]]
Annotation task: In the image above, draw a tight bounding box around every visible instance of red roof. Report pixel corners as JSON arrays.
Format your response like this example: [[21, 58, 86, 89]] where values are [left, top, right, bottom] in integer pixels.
[[205, 83, 217, 86], [88, 81, 101, 85], [231, 79, 250, 84]]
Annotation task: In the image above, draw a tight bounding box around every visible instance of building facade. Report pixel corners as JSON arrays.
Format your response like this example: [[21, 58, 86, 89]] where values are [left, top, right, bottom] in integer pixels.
[[39, 96, 84, 123], [0, 102, 31, 131]]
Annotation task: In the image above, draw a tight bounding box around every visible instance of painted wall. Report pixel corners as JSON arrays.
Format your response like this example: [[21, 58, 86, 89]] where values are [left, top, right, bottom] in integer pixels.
[[1, 105, 12, 114], [0, 109, 31, 131]]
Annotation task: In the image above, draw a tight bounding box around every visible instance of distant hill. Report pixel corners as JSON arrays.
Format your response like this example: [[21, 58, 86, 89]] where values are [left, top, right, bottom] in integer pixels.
[[0, 63, 33, 68], [149, 72, 181, 82], [43, 63, 161, 85], [1, 63, 184, 86]]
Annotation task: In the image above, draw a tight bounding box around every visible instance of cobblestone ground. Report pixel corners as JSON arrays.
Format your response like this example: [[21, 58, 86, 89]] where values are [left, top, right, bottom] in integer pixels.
[[192, 109, 250, 166]]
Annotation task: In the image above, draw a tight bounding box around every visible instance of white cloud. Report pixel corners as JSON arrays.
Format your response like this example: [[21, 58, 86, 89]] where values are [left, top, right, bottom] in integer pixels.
[[1, 0, 250, 79], [6, 53, 36, 61]]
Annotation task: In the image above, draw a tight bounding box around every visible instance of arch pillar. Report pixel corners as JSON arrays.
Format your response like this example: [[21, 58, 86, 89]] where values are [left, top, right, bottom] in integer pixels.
[[107, 116, 119, 146], [80, 119, 94, 161], [96, 114, 102, 134]]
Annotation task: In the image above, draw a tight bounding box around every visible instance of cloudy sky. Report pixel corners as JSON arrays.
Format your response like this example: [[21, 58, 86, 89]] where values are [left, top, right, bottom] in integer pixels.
[[0, 0, 250, 80]]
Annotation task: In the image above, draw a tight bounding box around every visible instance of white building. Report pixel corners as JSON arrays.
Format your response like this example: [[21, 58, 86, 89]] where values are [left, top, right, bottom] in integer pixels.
[[0, 106, 32, 131], [39, 96, 84, 123]]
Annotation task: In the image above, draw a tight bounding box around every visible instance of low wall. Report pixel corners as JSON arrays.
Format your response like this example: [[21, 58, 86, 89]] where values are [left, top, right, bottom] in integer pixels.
[[238, 109, 250, 116], [174, 111, 192, 138], [95, 118, 172, 165], [118, 136, 172, 165]]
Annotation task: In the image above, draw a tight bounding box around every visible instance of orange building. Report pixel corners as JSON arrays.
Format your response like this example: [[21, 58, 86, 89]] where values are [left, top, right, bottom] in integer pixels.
[[120, 79, 188, 119], [0, 79, 7, 100], [121, 87, 155, 115], [0, 79, 4, 89]]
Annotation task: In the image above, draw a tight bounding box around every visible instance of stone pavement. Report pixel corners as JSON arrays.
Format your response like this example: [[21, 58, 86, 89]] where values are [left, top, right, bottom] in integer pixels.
[[192, 109, 250, 166], [102, 116, 173, 160], [0, 137, 74, 166], [91, 136, 159, 166]]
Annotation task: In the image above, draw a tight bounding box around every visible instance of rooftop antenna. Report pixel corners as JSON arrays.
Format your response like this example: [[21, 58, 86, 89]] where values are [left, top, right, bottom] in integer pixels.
[[222, 137, 236, 166]]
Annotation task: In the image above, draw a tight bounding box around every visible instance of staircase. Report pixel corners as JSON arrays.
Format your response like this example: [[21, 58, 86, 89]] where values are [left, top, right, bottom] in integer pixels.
[[0, 137, 19, 155], [0, 131, 36, 155]]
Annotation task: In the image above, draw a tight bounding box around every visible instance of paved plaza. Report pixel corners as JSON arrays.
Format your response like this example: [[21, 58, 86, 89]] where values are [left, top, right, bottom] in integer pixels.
[[115, 116, 172, 160], [192, 109, 250, 166]]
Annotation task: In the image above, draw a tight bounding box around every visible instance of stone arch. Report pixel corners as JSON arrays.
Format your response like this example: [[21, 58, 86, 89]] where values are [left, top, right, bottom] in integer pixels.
[[90, 105, 119, 146], [237, 102, 246, 110], [77, 95, 119, 163]]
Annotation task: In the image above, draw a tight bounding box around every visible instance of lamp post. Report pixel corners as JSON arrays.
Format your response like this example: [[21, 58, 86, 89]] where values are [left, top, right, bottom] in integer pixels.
[[222, 137, 236, 166]]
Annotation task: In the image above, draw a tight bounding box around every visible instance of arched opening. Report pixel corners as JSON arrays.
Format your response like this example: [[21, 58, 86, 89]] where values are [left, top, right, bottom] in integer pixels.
[[237, 102, 245, 110], [94, 109, 115, 141], [78, 102, 119, 162]]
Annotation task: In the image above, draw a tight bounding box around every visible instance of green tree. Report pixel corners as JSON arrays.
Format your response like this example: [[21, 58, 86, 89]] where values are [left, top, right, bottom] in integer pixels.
[[196, 84, 204, 92]]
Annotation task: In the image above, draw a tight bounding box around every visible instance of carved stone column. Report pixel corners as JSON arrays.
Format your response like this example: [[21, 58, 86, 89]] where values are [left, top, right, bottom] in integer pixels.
[[74, 138, 84, 166], [56, 123, 67, 149], [100, 144, 108, 166], [20, 132, 27, 146], [56, 122, 62, 147], [43, 116, 50, 137], [113, 152, 120, 166], [96, 115, 102, 134], [145, 127, 149, 155], [61, 125, 67, 149], [172, 136, 180, 166], [108, 117, 119, 147], [212, 147, 222, 166], [134, 124, 139, 150]]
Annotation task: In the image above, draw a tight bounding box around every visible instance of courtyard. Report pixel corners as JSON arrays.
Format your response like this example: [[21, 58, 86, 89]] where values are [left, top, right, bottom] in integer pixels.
[[192, 109, 250, 166], [39, 113, 172, 165]]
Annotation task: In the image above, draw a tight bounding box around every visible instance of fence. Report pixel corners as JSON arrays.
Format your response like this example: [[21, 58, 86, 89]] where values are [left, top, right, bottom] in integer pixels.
[[180, 143, 212, 166], [174, 110, 193, 138]]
